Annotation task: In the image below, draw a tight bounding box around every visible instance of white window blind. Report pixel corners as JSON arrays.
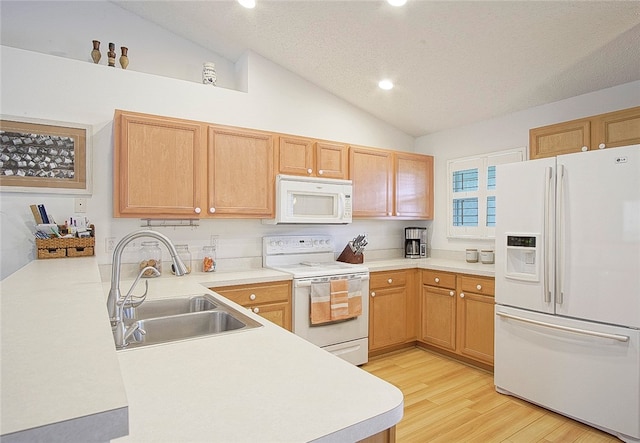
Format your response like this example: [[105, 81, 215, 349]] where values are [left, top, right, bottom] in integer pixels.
[[447, 148, 525, 239]]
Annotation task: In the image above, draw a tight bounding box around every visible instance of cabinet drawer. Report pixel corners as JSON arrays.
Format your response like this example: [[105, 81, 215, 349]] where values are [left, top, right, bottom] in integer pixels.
[[370, 270, 407, 289], [212, 281, 291, 306], [459, 275, 495, 296], [422, 270, 456, 289]]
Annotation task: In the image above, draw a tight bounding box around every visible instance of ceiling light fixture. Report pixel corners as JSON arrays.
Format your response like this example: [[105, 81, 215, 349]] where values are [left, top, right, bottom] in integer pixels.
[[378, 79, 394, 90], [387, 0, 407, 6], [238, 0, 256, 8]]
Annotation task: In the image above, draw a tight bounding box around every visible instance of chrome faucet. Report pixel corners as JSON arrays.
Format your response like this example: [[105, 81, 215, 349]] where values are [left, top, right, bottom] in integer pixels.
[[107, 230, 187, 348]]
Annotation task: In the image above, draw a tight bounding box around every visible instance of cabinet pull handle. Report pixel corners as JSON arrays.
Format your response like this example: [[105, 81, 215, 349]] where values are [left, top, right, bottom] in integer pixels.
[[253, 307, 260, 314], [371, 291, 376, 297], [209, 207, 216, 214], [387, 278, 393, 284], [318, 169, 324, 175], [307, 168, 313, 174], [249, 294, 256, 301], [598, 143, 606, 149], [434, 277, 440, 283], [460, 293, 465, 298], [194, 207, 201, 214], [449, 291, 454, 297], [581, 146, 588, 152], [476, 284, 482, 290]]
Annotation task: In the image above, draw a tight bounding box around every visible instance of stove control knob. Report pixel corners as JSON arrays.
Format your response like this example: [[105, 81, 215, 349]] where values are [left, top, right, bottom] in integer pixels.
[[277, 241, 284, 247]]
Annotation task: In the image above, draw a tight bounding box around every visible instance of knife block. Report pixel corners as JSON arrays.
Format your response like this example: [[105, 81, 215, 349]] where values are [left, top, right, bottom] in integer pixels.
[[337, 243, 364, 264]]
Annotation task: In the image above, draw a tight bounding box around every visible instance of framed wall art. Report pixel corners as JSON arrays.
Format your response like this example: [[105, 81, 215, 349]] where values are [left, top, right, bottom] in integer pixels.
[[0, 116, 92, 194]]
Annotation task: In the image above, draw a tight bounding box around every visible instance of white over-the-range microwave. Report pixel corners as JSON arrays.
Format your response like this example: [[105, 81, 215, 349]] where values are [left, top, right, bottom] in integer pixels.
[[262, 175, 353, 224]]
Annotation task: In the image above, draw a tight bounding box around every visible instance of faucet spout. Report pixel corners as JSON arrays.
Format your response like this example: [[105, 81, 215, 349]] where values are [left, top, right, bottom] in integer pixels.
[[107, 230, 187, 339]]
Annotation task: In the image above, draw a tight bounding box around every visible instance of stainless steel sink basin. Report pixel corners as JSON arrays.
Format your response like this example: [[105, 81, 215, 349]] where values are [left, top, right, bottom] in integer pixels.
[[123, 294, 218, 320], [119, 296, 262, 349]]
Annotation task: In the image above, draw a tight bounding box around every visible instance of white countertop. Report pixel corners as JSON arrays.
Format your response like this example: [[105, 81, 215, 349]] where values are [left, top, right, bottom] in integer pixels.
[[365, 257, 495, 277]]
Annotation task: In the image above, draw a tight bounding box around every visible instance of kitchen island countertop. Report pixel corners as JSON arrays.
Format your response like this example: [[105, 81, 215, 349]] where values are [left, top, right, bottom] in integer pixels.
[[1, 257, 402, 442]]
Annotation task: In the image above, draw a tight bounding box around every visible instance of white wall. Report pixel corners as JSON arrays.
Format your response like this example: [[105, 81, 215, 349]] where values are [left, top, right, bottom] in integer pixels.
[[416, 80, 640, 253], [0, 3, 415, 279]]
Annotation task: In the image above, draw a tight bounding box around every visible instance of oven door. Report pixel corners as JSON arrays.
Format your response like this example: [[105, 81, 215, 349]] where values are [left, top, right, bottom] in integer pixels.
[[293, 273, 369, 347]]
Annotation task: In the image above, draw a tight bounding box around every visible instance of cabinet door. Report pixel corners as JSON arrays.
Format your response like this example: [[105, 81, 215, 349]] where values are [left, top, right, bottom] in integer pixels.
[[316, 141, 348, 179], [207, 125, 274, 217], [349, 146, 394, 217], [421, 285, 456, 351], [114, 110, 204, 218], [395, 152, 434, 219], [369, 286, 407, 351], [592, 106, 640, 150], [457, 291, 494, 365], [529, 119, 591, 160], [249, 302, 291, 331], [277, 135, 314, 176]]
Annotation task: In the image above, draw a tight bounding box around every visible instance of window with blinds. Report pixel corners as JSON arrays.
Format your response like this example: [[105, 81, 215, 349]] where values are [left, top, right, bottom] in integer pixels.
[[447, 148, 525, 239]]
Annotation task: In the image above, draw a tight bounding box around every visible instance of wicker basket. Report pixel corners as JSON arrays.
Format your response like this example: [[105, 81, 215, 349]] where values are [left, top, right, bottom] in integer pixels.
[[36, 225, 96, 259]]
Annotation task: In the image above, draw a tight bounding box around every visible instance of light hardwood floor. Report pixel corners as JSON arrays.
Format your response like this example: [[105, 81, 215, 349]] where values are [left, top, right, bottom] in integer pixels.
[[361, 347, 620, 442]]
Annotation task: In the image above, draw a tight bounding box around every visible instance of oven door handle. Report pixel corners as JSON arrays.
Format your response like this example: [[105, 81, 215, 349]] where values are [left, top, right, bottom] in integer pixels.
[[295, 274, 369, 288]]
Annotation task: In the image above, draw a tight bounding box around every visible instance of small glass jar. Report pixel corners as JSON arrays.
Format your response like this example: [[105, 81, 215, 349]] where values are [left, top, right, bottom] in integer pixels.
[[172, 244, 192, 274], [202, 245, 216, 272], [139, 241, 162, 277]]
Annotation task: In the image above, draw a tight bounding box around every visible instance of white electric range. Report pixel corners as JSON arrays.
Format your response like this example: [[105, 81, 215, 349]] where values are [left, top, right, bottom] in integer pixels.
[[263, 235, 370, 365]]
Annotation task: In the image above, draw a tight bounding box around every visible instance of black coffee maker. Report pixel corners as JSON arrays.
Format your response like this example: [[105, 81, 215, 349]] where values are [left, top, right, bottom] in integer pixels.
[[405, 227, 427, 259]]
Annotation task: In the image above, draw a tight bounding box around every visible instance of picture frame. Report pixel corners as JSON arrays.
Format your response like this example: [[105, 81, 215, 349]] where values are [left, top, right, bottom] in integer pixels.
[[0, 116, 92, 194]]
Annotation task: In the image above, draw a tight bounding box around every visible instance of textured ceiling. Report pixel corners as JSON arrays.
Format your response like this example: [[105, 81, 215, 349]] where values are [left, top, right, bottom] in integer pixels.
[[112, 1, 640, 137]]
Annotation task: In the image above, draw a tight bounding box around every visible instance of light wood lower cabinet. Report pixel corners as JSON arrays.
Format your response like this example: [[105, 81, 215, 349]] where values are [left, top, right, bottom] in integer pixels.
[[419, 270, 495, 367], [211, 281, 292, 331], [368, 270, 417, 355]]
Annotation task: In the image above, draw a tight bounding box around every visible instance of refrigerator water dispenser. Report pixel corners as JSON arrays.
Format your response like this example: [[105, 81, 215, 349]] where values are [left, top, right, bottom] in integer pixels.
[[505, 234, 540, 282]]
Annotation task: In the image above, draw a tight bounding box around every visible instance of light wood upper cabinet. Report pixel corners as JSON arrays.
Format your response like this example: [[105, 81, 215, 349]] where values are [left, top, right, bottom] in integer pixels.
[[530, 106, 640, 159], [277, 135, 348, 179], [395, 152, 434, 219], [349, 146, 434, 219], [207, 125, 274, 217], [349, 146, 394, 217], [114, 110, 205, 218]]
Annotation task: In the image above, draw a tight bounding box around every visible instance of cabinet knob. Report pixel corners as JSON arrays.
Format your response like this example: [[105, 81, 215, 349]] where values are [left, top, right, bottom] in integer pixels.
[[476, 284, 482, 290], [194, 207, 201, 214], [249, 294, 256, 301], [460, 293, 465, 298], [209, 207, 216, 214], [318, 169, 324, 175], [307, 168, 313, 174], [371, 291, 376, 297], [253, 307, 260, 314], [387, 278, 393, 284], [434, 277, 440, 283], [581, 146, 588, 152], [599, 143, 606, 149], [449, 291, 454, 297]]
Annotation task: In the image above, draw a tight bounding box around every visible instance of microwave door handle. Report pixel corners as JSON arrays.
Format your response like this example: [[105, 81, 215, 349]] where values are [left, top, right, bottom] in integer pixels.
[[339, 193, 345, 218]]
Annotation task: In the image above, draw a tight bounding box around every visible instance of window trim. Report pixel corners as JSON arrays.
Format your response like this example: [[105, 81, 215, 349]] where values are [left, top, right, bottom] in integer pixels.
[[447, 147, 525, 239]]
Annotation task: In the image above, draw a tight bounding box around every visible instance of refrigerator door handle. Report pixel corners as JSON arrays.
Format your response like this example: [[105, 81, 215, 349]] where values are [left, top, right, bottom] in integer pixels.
[[496, 311, 629, 342], [556, 164, 565, 305], [543, 166, 553, 303]]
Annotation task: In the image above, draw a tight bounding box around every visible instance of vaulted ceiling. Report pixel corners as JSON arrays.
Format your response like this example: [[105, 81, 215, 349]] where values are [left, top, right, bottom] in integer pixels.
[[112, 1, 640, 137]]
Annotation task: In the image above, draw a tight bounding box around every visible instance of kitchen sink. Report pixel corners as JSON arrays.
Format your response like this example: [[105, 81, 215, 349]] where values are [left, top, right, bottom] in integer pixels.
[[123, 294, 218, 320], [119, 296, 262, 349]]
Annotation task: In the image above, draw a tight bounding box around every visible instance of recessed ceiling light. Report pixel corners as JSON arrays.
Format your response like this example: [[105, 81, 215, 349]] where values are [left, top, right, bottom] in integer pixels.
[[238, 0, 256, 8], [387, 0, 407, 6], [378, 79, 394, 90]]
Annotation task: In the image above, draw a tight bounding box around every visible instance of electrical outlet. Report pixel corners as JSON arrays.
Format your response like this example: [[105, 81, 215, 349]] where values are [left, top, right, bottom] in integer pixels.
[[105, 237, 116, 252], [210, 235, 219, 249], [74, 198, 87, 213]]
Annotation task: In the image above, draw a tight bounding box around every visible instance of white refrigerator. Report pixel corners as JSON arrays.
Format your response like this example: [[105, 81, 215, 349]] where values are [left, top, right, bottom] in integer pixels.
[[494, 144, 640, 443]]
